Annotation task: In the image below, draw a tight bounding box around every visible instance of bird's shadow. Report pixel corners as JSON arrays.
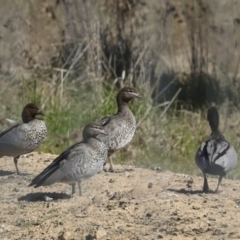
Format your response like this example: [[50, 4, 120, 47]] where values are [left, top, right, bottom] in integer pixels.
[[0, 170, 15, 176], [167, 188, 216, 195], [18, 192, 71, 202]]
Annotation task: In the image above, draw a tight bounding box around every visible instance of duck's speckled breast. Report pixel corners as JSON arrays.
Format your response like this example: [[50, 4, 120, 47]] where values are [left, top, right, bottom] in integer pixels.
[[107, 109, 136, 152], [25, 119, 47, 150]]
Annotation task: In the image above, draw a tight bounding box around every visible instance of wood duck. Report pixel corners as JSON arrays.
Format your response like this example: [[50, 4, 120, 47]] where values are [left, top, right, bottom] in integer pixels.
[[98, 87, 142, 172], [0, 103, 47, 175], [195, 107, 238, 193], [29, 123, 108, 196]]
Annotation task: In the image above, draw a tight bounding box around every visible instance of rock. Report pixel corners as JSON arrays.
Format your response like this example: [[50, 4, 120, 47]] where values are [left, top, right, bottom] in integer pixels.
[[96, 227, 107, 239], [44, 196, 53, 201], [58, 231, 72, 240], [148, 182, 153, 188]]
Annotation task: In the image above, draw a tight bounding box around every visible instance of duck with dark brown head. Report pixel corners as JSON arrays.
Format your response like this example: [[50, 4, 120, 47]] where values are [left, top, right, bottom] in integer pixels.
[[98, 86, 142, 172], [195, 107, 238, 193], [0, 103, 47, 175]]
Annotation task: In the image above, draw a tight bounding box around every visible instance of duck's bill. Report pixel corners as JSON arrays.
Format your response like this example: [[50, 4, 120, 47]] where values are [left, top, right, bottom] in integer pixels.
[[36, 110, 44, 116]]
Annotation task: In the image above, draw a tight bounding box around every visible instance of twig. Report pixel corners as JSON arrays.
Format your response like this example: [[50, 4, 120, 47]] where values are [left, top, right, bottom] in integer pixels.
[[159, 88, 182, 119], [154, 76, 178, 100], [136, 104, 153, 128], [153, 101, 170, 109]]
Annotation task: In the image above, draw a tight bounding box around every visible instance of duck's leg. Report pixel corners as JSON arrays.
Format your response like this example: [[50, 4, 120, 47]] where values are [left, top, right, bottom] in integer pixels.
[[215, 176, 223, 193], [71, 183, 76, 195], [103, 156, 125, 173], [203, 172, 209, 193], [77, 181, 82, 196], [14, 156, 22, 175], [103, 157, 117, 172], [109, 157, 125, 173], [109, 157, 115, 172], [103, 158, 109, 172]]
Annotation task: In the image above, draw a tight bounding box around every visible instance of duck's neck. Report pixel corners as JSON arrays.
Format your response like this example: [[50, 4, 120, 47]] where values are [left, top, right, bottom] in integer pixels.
[[117, 96, 130, 113], [117, 102, 130, 113], [208, 111, 220, 136], [210, 126, 219, 134], [83, 133, 91, 142], [22, 115, 34, 123], [210, 125, 225, 140]]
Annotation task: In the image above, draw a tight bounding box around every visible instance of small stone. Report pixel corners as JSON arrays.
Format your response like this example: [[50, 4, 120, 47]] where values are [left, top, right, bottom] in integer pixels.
[[109, 179, 114, 183], [59, 231, 72, 240], [146, 212, 152, 218], [96, 227, 107, 239], [44, 196, 53, 201], [148, 183, 153, 188], [192, 205, 200, 210]]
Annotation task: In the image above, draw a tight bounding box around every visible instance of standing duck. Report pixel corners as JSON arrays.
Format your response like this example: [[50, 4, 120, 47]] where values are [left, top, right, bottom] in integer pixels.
[[195, 107, 238, 193], [0, 103, 47, 175], [98, 87, 142, 172], [29, 123, 108, 196]]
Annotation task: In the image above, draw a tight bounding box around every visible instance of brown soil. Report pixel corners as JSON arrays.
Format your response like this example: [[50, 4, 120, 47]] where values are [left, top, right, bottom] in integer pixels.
[[0, 152, 240, 240]]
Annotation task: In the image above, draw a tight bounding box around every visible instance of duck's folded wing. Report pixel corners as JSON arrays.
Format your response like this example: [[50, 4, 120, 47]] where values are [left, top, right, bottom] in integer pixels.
[[99, 116, 111, 126], [212, 144, 238, 173], [41, 151, 90, 186], [0, 123, 20, 140], [195, 142, 209, 170], [0, 123, 29, 157], [206, 139, 230, 163], [206, 139, 238, 171], [29, 141, 83, 186]]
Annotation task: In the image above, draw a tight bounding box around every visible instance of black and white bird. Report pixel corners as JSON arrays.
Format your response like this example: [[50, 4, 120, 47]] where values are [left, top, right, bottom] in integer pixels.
[[98, 87, 142, 172], [0, 103, 47, 175], [195, 107, 238, 193], [29, 123, 108, 196]]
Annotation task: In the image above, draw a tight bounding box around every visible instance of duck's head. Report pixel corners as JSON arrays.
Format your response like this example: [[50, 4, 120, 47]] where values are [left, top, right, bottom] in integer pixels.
[[117, 87, 142, 105], [83, 123, 107, 141], [22, 103, 44, 123]]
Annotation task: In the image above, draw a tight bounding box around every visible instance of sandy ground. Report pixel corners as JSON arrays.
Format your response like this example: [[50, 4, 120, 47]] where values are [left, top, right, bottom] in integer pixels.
[[0, 152, 240, 240]]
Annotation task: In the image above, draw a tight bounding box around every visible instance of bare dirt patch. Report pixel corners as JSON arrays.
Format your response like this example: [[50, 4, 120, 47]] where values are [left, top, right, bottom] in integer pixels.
[[0, 152, 239, 240]]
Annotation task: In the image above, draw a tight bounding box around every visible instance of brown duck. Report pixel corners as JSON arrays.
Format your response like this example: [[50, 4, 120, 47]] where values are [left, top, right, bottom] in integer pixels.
[[98, 87, 142, 172]]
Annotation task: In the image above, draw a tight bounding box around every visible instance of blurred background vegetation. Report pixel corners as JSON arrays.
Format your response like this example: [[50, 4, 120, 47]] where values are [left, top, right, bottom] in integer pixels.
[[0, 0, 240, 179]]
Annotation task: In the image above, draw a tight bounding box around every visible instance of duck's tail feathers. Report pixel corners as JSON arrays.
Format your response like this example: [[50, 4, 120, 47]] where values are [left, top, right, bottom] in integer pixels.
[[29, 165, 63, 188]]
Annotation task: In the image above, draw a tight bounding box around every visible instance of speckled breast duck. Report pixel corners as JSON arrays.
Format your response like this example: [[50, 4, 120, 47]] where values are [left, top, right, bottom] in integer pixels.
[[195, 107, 238, 193], [29, 123, 108, 196], [98, 87, 142, 172], [0, 103, 47, 175]]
